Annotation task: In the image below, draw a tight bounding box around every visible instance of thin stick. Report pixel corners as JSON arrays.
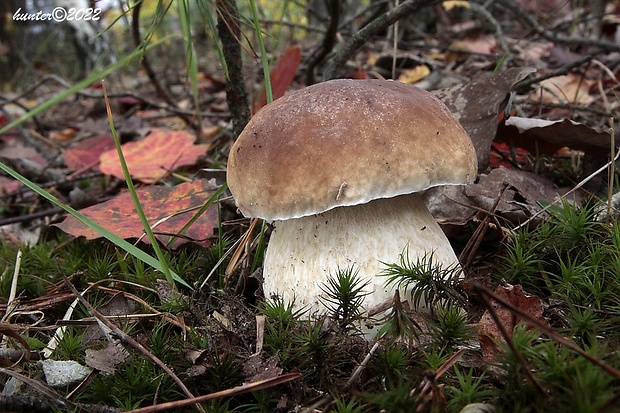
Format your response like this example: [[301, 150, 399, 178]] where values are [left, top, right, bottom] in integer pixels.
[[127, 373, 302, 413]]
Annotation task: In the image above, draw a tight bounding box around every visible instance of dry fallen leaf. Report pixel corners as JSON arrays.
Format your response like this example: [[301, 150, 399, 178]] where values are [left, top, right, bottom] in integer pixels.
[[449, 36, 497, 57], [529, 74, 595, 105], [1, 138, 48, 168], [398, 65, 431, 84], [433, 67, 536, 170], [64, 134, 115, 171], [465, 166, 570, 225], [85, 342, 128, 375], [243, 354, 283, 383], [477, 283, 547, 365], [442, 1, 470, 11], [54, 179, 220, 248], [99, 129, 209, 183], [496, 116, 611, 176], [49, 128, 76, 142], [253, 46, 301, 113], [0, 176, 21, 195]]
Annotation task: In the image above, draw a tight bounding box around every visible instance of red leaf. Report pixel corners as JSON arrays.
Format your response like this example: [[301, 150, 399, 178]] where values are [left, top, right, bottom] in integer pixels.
[[54, 179, 219, 248], [99, 130, 208, 183], [253, 46, 301, 113], [64, 134, 115, 171]]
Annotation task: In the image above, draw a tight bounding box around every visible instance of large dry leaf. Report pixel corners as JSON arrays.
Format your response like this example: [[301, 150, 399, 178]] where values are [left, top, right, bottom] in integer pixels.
[[99, 130, 209, 183], [433, 68, 535, 170], [477, 283, 547, 365], [54, 179, 219, 248], [424, 164, 571, 232]]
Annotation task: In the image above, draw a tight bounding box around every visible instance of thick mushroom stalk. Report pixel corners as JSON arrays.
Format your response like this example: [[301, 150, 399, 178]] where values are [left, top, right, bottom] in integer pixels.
[[263, 193, 460, 316]]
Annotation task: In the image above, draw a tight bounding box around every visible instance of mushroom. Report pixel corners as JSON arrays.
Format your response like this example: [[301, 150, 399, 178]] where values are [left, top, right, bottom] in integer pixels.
[[226, 79, 477, 328]]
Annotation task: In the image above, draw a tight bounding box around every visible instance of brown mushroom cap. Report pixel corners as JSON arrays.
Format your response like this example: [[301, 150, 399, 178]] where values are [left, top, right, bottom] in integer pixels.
[[227, 79, 477, 221]]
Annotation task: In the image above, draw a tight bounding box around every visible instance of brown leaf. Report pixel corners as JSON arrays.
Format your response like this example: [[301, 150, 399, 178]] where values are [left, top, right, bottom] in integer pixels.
[[0, 138, 47, 168], [85, 342, 128, 374], [465, 166, 573, 225], [49, 128, 76, 142], [243, 354, 283, 383], [433, 68, 535, 170], [529, 74, 595, 105], [99, 130, 209, 183], [477, 284, 547, 365], [54, 179, 219, 248]]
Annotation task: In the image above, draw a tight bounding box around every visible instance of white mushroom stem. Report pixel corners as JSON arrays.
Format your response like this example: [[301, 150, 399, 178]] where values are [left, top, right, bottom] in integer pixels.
[[263, 192, 462, 319]]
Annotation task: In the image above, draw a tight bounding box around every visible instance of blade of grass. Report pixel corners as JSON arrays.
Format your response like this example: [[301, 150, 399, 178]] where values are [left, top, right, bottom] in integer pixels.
[[101, 82, 185, 289], [248, 0, 273, 104], [178, 0, 203, 135]]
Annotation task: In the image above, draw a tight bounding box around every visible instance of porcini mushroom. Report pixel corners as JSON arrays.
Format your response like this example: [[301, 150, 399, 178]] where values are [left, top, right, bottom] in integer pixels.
[[227, 79, 477, 328]]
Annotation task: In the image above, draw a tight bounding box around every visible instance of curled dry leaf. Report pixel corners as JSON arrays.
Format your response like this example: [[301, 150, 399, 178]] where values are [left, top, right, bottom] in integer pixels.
[[465, 166, 572, 226], [99, 129, 209, 183], [425, 165, 572, 234], [498, 116, 610, 161]]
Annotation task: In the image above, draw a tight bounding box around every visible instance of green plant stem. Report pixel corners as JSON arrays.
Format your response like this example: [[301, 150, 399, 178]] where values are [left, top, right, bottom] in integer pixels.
[[248, 0, 273, 103], [177, 0, 202, 136]]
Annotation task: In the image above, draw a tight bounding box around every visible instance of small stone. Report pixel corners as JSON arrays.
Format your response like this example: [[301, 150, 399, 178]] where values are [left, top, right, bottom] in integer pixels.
[[40, 360, 92, 387]]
